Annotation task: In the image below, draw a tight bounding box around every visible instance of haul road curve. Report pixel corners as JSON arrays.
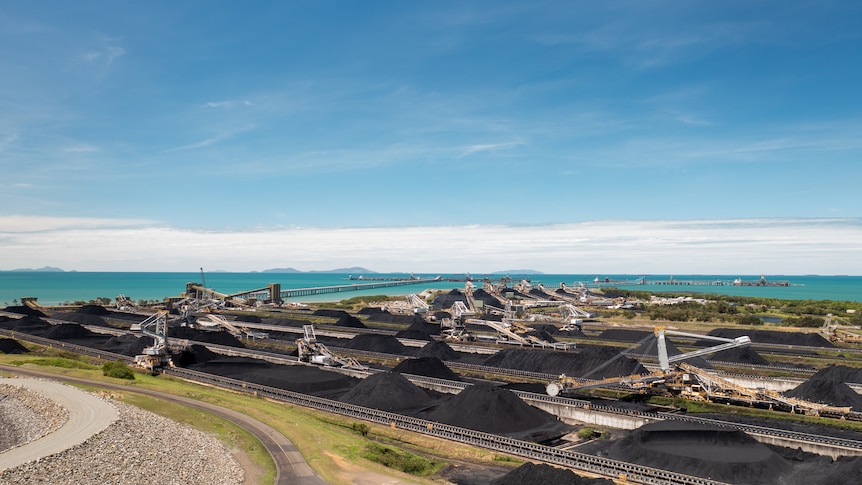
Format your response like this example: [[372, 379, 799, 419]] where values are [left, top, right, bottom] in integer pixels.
[[0, 365, 326, 485]]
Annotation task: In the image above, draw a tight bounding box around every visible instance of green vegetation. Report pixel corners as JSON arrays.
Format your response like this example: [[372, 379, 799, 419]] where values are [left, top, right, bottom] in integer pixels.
[[0, 348, 514, 484], [102, 360, 135, 380], [7, 356, 98, 370], [361, 442, 443, 476], [600, 288, 862, 327], [352, 422, 370, 437], [329, 294, 395, 309]]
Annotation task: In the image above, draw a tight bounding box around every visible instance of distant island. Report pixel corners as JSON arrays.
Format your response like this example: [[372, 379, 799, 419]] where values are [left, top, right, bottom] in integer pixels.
[[491, 270, 545, 275], [7, 266, 65, 272], [261, 267, 378, 274]]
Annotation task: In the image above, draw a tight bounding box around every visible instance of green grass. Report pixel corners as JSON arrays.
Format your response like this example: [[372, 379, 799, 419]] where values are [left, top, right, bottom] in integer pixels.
[[0, 349, 515, 484], [7, 356, 98, 370]]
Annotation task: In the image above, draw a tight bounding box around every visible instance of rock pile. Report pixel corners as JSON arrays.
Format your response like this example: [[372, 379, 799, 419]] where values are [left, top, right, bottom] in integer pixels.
[[0, 383, 68, 452], [0, 400, 243, 484]]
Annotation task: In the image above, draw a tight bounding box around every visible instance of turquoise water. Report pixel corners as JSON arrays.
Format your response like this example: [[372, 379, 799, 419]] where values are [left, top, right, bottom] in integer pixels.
[[0, 272, 860, 306]]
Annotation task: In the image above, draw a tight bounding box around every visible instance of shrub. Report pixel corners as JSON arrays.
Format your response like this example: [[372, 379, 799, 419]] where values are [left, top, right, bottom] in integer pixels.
[[103, 360, 135, 380]]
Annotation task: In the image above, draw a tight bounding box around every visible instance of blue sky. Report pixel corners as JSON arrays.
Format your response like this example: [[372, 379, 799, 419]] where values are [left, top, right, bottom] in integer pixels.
[[1, 2, 861, 273]]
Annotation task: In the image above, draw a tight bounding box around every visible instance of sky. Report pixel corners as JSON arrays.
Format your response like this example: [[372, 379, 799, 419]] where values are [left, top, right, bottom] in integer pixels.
[[1, 1, 861, 273]]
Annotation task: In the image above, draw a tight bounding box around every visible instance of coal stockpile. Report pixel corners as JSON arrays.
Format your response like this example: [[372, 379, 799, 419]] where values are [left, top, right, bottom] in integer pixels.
[[471, 289, 501, 308], [260, 317, 309, 328], [0, 338, 29, 354], [492, 463, 613, 485], [425, 383, 559, 435], [597, 329, 653, 342], [312, 309, 351, 319], [784, 365, 862, 409], [483, 346, 645, 378], [334, 315, 367, 329], [392, 357, 461, 381], [100, 334, 148, 356], [2, 306, 47, 318], [363, 310, 418, 325], [344, 334, 410, 355], [233, 314, 262, 323], [52, 312, 111, 328], [172, 344, 223, 366], [416, 340, 460, 361], [357, 307, 384, 316], [707, 328, 834, 348], [44, 323, 99, 340], [76, 304, 110, 316], [339, 371, 432, 412], [0, 315, 50, 334], [395, 320, 441, 340], [431, 289, 468, 309], [524, 330, 557, 343], [169, 326, 246, 348], [708, 346, 769, 365], [603, 421, 788, 484], [190, 357, 359, 395]]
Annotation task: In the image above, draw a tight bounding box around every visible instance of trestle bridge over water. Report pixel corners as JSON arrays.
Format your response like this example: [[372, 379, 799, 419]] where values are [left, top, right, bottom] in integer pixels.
[[184, 276, 441, 305]]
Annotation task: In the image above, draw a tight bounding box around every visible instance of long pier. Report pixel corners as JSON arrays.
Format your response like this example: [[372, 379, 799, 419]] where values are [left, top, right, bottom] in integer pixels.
[[186, 277, 441, 304], [279, 278, 440, 299]]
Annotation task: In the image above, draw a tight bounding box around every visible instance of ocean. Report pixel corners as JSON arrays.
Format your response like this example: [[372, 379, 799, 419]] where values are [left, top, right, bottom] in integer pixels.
[[1, 272, 860, 307]]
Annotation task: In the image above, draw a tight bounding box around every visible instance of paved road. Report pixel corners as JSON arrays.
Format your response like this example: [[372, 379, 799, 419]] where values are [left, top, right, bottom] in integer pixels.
[[0, 376, 119, 472], [0, 365, 327, 485]]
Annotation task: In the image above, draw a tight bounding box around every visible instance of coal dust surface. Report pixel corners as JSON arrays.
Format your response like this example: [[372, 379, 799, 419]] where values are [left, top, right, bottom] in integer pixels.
[[339, 371, 433, 412], [483, 346, 645, 378], [492, 463, 613, 484], [392, 357, 461, 381]]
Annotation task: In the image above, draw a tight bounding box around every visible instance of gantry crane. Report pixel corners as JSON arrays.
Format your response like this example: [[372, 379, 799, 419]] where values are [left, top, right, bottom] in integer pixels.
[[133, 310, 173, 373], [296, 325, 366, 369]]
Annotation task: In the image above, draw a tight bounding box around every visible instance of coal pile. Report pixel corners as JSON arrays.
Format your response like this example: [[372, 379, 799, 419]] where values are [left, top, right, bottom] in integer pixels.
[[334, 315, 367, 329], [344, 334, 409, 355], [76, 304, 110, 316], [528, 288, 550, 299], [339, 371, 432, 412], [364, 310, 418, 325], [416, 340, 460, 361], [190, 357, 358, 394], [2, 306, 47, 318], [708, 346, 769, 365], [784, 366, 862, 410], [100, 334, 147, 355], [44, 323, 99, 340], [233, 314, 262, 323], [357, 307, 384, 316], [172, 344, 223, 366], [395, 320, 441, 340], [492, 463, 613, 485], [0, 315, 51, 334], [523, 329, 556, 343], [312, 309, 351, 319], [0, 338, 29, 354], [471, 289, 501, 308], [260, 317, 309, 328], [52, 312, 110, 327], [483, 346, 645, 378], [392, 357, 461, 381], [430, 289, 468, 309], [425, 383, 559, 435], [169, 326, 246, 348], [604, 420, 788, 484], [707, 328, 834, 348]]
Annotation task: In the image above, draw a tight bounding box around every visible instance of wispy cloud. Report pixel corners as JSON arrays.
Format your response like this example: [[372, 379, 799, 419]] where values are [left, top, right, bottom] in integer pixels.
[[162, 125, 256, 152], [458, 141, 524, 158], [202, 100, 255, 109]]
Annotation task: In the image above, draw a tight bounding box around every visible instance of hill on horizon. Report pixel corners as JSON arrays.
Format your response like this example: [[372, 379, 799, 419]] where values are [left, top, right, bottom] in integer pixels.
[[261, 267, 378, 274]]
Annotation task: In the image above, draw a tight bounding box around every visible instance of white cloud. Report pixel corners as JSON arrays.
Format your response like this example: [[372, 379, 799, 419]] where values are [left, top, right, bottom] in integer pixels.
[[458, 141, 524, 158], [1, 217, 859, 274]]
